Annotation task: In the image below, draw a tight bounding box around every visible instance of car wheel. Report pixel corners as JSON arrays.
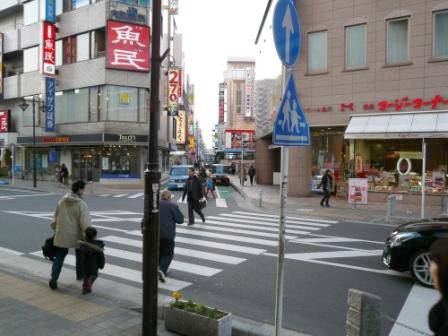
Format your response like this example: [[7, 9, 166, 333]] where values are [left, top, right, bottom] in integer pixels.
[[410, 250, 433, 287]]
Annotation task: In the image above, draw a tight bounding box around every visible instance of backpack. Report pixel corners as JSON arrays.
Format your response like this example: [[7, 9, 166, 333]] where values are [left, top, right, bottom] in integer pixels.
[[42, 237, 56, 261]]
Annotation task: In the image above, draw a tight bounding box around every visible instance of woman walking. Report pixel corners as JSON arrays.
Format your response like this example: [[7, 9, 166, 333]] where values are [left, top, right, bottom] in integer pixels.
[[318, 170, 332, 207], [429, 238, 448, 335]]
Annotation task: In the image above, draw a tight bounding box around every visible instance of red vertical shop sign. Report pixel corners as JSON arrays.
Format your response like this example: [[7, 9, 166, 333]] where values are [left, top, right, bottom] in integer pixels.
[[106, 21, 150, 72], [0, 110, 9, 133], [42, 22, 56, 76]]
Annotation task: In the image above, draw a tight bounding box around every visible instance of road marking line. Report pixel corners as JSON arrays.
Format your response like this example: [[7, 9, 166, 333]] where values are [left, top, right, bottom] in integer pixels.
[[305, 233, 385, 245], [128, 192, 144, 199], [206, 215, 321, 231], [100, 194, 110, 197], [177, 196, 187, 204], [29, 252, 191, 291], [91, 225, 132, 233], [283, 250, 384, 261], [215, 198, 228, 208], [0, 247, 23, 256], [105, 247, 222, 277], [174, 247, 245, 265], [221, 213, 331, 227], [113, 194, 128, 198], [191, 220, 298, 239], [233, 211, 338, 224], [110, 234, 265, 255], [292, 238, 360, 243]]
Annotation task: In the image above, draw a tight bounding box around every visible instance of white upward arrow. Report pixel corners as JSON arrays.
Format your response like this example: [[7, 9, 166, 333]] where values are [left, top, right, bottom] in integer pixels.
[[282, 3, 294, 64]]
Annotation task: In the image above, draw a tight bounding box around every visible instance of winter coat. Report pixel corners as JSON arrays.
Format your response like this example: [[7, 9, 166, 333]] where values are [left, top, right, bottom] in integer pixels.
[[429, 298, 448, 336], [159, 200, 184, 241], [318, 175, 332, 191], [182, 176, 203, 203], [51, 193, 91, 248], [249, 167, 256, 177], [79, 239, 105, 277]]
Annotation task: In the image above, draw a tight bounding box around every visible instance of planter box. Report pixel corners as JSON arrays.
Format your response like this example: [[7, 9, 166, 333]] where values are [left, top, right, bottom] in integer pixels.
[[164, 305, 232, 336]]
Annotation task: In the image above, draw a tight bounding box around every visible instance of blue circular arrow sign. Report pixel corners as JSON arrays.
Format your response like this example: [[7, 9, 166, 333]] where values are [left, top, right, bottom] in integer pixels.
[[273, 0, 301, 67]]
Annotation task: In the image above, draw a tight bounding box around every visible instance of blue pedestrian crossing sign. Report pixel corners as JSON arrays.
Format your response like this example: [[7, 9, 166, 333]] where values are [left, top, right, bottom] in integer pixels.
[[273, 0, 301, 67], [273, 73, 310, 146]]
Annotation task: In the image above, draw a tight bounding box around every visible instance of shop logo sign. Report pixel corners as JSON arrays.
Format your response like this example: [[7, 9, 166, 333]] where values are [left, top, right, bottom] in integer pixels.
[[0, 110, 9, 133], [45, 77, 56, 132], [42, 22, 56, 76], [119, 134, 137, 142]]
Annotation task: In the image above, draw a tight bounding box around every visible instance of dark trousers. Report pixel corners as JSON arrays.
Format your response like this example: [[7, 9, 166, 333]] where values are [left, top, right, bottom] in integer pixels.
[[51, 248, 83, 280], [250, 175, 254, 185], [159, 239, 175, 274], [321, 190, 331, 206], [188, 200, 205, 224]]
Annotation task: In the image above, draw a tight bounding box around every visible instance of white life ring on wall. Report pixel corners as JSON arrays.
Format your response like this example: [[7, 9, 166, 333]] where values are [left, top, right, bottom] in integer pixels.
[[397, 158, 412, 176]]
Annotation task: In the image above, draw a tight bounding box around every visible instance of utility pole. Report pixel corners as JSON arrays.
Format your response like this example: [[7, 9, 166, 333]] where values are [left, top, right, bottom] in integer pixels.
[[32, 96, 37, 188], [142, 0, 162, 334]]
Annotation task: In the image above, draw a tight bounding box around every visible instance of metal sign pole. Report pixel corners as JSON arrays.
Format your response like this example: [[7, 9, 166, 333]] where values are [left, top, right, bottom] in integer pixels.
[[274, 145, 288, 336], [421, 138, 426, 219]]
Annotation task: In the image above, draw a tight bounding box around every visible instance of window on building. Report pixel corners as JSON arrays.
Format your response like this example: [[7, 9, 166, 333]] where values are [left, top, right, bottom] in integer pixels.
[[63, 36, 77, 64], [92, 29, 106, 58], [76, 33, 90, 62], [23, 0, 39, 26], [23, 46, 39, 73], [56, 40, 62, 66], [138, 88, 148, 122], [387, 18, 409, 64], [72, 0, 90, 10], [308, 31, 327, 73], [104, 86, 138, 122], [56, 88, 89, 123], [434, 10, 448, 58], [56, 0, 63, 15], [345, 24, 366, 69]]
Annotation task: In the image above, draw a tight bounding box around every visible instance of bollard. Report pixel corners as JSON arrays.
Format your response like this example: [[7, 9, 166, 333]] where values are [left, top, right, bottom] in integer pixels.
[[259, 190, 263, 207], [346, 289, 382, 336], [387, 195, 396, 223]]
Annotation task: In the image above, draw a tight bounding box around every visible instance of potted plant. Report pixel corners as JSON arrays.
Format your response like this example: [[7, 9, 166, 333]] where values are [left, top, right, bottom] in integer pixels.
[[164, 291, 232, 336]]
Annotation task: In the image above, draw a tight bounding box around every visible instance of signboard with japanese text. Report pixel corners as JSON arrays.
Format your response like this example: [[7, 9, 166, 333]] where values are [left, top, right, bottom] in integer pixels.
[[168, 67, 182, 114], [175, 110, 186, 144], [170, 0, 178, 14], [42, 0, 56, 23], [348, 178, 368, 205], [110, 0, 148, 25], [219, 83, 225, 124], [0, 110, 9, 133], [44, 77, 56, 132], [0, 33, 3, 100], [106, 21, 150, 72], [42, 22, 56, 76], [245, 68, 253, 118]]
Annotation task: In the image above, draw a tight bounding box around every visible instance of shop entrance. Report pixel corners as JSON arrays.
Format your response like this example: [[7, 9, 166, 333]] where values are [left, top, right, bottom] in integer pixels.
[[72, 148, 101, 182]]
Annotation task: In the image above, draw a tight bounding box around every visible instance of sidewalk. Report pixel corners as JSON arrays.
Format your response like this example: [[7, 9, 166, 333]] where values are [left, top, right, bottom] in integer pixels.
[[229, 175, 446, 224], [0, 174, 169, 195]]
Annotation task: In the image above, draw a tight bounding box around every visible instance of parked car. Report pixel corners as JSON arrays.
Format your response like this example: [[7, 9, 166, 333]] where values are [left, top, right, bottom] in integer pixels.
[[211, 164, 231, 186], [382, 217, 448, 287], [168, 165, 192, 190]]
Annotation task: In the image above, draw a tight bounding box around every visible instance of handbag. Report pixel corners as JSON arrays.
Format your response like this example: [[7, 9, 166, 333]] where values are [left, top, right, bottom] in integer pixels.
[[42, 237, 56, 261], [198, 197, 207, 210]]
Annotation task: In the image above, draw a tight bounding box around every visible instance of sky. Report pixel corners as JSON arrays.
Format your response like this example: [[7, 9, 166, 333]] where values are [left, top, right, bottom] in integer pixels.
[[176, 0, 282, 148]]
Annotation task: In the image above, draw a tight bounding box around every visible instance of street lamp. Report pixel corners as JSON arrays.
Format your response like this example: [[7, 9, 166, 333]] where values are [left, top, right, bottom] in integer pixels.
[[18, 96, 38, 188]]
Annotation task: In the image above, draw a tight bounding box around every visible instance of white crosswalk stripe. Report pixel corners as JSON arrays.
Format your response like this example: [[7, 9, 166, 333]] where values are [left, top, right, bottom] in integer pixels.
[[232, 211, 338, 224], [177, 196, 187, 204], [215, 198, 227, 208], [16, 209, 335, 293], [128, 192, 144, 199], [113, 194, 129, 198]]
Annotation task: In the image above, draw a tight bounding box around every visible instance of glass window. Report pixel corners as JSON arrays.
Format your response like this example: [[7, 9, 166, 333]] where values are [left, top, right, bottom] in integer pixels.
[[387, 18, 409, 64], [308, 31, 327, 73], [101, 146, 140, 179], [55, 88, 89, 123], [23, 47, 39, 73], [434, 11, 448, 58], [345, 24, 366, 69], [76, 33, 90, 62], [138, 88, 148, 122], [72, 0, 90, 10], [105, 86, 138, 122], [24, 0, 39, 26], [56, 0, 63, 15], [56, 40, 62, 66]]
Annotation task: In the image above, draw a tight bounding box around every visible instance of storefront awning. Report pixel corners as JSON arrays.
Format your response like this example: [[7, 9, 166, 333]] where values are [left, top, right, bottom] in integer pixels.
[[344, 110, 448, 139]]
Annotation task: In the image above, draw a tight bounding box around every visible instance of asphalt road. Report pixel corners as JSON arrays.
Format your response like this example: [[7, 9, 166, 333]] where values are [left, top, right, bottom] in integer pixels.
[[0, 185, 420, 336]]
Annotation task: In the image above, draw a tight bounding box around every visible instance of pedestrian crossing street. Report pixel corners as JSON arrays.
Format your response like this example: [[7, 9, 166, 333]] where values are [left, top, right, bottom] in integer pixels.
[[23, 210, 337, 293], [99, 192, 229, 208]]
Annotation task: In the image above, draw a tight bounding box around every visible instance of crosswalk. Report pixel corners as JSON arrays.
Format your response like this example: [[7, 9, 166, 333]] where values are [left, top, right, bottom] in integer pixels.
[[100, 192, 229, 208], [23, 210, 337, 293]]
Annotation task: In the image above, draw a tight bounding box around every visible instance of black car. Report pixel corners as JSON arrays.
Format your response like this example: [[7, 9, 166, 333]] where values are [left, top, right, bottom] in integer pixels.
[[382, 218, 448, 287]]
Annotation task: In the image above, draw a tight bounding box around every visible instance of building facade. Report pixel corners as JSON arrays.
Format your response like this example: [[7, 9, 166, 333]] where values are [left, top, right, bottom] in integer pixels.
[[256, 0, 448, 202], [0, 0, 179, 184]]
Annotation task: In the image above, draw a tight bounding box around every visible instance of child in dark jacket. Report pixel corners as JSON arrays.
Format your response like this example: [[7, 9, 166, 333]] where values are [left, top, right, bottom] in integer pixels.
[[79, 227, 105, 294]]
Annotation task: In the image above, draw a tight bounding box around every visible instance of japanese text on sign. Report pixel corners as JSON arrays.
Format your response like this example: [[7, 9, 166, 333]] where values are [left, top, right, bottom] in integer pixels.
[[245, 68, 253, 118], [107, 21, 150, 72], [0, 110, 9, 133], [175, 110, 186, 144], [42, 22, 56, 76], [45, 77, 56, 132]]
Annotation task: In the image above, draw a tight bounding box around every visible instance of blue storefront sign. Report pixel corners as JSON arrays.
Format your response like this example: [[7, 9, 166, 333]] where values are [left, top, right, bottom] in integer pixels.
[[48, 148, 59, 164], [45, 0, 56, 23], [45, 77, 56, 132]]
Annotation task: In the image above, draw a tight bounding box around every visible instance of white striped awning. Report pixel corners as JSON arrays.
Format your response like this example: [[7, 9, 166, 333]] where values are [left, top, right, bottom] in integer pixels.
[[344, 110, 448, 139]]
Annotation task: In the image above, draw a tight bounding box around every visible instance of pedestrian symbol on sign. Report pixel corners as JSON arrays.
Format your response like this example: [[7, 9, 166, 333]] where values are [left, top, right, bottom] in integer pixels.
[[273, 73, 310, 146]]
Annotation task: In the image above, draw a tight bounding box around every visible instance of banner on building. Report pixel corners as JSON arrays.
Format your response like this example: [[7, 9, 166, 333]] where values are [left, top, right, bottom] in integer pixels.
[[348, 178, 368, 205], [175, 110, 186, 144], [0, 110, 9, 133], [245, 68, 253, 118], [106, 21, 150, 72], [42, 22, 56, 76], [169, 0, 178, 14], [168, 67, 182, 116], [42, 0, 56, 23], [45, 77, 56, 132], [0, 33, 3, 100], [219, 83, 225, 124]]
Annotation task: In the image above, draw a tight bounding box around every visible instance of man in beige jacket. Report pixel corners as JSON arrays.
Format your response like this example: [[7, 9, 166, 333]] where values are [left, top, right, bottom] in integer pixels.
[[49, 180, 92, 290]]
